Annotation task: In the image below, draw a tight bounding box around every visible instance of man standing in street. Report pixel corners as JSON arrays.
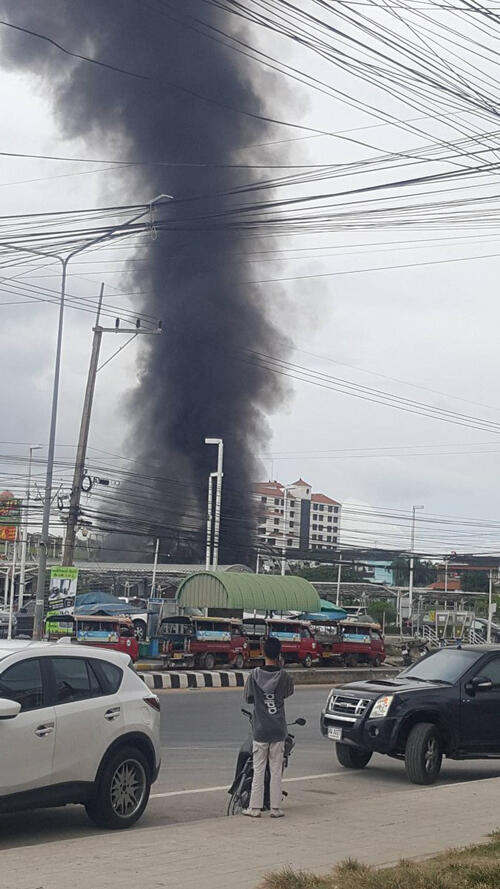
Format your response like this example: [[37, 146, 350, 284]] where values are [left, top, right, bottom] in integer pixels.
[[243, 636, 294, 818]]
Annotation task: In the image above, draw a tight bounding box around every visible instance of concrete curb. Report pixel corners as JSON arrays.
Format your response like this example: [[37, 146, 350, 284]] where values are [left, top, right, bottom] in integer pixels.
[[140, 670, 247, 689], [139, 666, 399, 689]]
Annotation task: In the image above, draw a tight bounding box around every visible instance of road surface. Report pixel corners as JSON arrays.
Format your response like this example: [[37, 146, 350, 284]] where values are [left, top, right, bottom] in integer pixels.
[[1, 686, 499, 849]]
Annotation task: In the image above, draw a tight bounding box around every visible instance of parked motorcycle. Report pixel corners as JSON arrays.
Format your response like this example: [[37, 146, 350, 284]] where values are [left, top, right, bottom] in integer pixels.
[[227, 708, 306, 815]]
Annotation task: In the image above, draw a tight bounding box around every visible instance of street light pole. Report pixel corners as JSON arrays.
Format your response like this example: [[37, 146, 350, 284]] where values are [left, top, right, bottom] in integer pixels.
[[19, 445, 42, 610], [25, 197, 171, 641], [204, 439, 224, 570], [408, 505, 424, 629]]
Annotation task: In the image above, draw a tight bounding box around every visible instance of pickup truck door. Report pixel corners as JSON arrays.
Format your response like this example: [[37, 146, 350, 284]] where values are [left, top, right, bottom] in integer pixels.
[[460, 654, 500, 753]]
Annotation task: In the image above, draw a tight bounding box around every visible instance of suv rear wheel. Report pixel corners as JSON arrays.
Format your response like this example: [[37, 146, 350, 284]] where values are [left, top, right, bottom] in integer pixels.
[[335, 743, 372, 769], [86, 746, 151, 829], [405, 723, 442, 785]]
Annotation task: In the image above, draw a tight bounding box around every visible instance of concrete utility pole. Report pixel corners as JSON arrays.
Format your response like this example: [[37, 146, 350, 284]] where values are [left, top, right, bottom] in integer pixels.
[[205, 471, 217, 569], [408, 505, 424, 627], [487, 568, 493, 644], [281, 486, 288, 576], [336, 552, 342, 607], [7, 530, 18, 640], [151, 537, 160, 597], [205, 438, 223, 570], [19, 445, 42, 609], [62, 287, 162, 568]]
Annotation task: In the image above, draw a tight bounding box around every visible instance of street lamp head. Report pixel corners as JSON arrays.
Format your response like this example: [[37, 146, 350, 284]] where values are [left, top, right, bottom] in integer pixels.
[[205, 437, 223, 445]]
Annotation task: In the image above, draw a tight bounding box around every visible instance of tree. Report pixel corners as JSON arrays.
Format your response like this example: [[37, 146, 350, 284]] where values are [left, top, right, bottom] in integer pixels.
[[292, 564, 367, 583], [461, 571, 489, 593], [390, 556, 437, 587], [368, 599, 397, 627]]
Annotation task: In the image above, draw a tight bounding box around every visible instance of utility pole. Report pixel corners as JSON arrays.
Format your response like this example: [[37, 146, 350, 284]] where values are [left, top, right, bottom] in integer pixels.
[[336, 552, 342, 607], [205, 438, 223, 570], [62, 287, 104, 567], [487, 568, 493, 643], [62, 287, 162, 569], [19, 445, 42, 609], [408, 505, 424, 629], [281, 486, 288, 576], [205, 471, 217, 570], [151, 537, 160, 597], [7, 529, 18, 640]]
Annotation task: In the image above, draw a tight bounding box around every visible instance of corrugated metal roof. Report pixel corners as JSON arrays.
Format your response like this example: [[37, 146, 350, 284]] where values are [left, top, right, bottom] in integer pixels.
[[176, 571, 320, 612]]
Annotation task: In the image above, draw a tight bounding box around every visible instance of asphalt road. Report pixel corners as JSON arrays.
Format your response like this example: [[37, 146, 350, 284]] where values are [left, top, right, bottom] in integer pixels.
[[1, 686, 499, 849]]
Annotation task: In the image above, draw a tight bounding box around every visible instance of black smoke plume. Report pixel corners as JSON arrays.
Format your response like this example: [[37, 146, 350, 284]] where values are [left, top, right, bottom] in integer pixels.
[[1, 2, 290, 564]]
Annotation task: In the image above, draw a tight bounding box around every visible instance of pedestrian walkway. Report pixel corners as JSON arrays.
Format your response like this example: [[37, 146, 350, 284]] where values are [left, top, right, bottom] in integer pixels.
[[3, 775, 498, 889]]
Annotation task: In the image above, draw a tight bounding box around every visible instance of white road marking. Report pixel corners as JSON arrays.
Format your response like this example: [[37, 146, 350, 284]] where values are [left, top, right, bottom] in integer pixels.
[[151, 771, 344, 799], [150, 771, 500, 801]]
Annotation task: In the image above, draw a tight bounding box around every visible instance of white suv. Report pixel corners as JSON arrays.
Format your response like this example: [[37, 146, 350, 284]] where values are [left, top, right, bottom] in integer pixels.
[[0, 640, 161, 829]]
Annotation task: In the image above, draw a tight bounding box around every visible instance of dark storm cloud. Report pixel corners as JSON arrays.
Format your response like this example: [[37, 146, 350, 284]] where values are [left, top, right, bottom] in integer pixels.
[[0, 1, 290, 562]]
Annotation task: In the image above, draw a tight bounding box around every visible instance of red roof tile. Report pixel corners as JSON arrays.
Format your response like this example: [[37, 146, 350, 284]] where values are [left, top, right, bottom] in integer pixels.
[[291, 478, 311, 487], [311, 493, 340, 505]]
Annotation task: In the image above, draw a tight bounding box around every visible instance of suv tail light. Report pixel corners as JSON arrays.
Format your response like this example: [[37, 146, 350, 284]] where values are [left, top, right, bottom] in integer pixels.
[[144, 695, 161, 712]]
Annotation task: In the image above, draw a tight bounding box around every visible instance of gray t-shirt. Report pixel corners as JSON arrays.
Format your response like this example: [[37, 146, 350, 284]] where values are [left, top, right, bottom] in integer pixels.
[[243, 666, 294, 742]]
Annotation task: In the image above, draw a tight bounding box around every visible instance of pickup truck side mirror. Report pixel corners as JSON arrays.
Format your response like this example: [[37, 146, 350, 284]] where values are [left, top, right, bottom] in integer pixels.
[[465, 675, 493, 696]]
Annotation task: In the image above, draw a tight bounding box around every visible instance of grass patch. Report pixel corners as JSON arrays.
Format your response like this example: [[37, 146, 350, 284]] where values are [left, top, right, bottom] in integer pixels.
[[262, 833, 500, 889]]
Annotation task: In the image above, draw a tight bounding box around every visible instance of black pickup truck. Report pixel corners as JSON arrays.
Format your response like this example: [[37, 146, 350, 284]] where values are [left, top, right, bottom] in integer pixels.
[[321, 645, 500, 784]]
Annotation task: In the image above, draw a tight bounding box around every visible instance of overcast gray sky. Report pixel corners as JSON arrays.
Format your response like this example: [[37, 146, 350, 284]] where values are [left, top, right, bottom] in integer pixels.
[[2, 4, 500, 556]]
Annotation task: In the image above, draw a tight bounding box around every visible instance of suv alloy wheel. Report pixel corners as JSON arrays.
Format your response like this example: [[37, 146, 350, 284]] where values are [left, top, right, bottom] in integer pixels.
[[86, 745, 151, 829]]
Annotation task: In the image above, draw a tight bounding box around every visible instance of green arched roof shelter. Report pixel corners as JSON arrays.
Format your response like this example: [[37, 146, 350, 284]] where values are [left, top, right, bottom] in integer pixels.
[[176, 571, 320, 613]]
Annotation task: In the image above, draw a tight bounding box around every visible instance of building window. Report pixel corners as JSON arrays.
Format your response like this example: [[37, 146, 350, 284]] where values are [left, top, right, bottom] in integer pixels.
[[289, 521, 294, 528], [312, 524, 317, 531], [319, 524, 323, 531], [328, 505, 333, 513], [334, 506, 339, 514], [319, 504, 324, 511], [290, 500, 296, 507], [333, 517, 338, 523], [261, 496, 267, 503], [327, 535, 332, 542], [318, 534, 323, 540], [274, 518, 279, 525], [290, 511, 295, 518], [312, 534, 317, 541], [287, 538, 293, 547], [274, 498, 280, 505], [268, 537, 276, 545]]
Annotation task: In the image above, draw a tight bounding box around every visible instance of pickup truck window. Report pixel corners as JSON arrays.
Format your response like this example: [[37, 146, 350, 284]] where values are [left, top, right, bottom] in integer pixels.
[[402, 648, 480, 683], [477, 656, 500, 685]]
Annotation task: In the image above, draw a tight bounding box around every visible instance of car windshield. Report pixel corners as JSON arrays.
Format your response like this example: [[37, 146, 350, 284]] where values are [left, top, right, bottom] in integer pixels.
[[400, 648, 480, 683]]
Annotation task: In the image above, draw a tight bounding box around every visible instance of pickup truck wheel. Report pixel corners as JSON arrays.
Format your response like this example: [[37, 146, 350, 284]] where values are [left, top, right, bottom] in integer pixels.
[[372, 656, 382, 667], [85, 746, 151, 829], [335, 743, 372, 769], [302, 654, 313, 668], [405, 723, 442, 785], [233, 654, 245, 670]]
